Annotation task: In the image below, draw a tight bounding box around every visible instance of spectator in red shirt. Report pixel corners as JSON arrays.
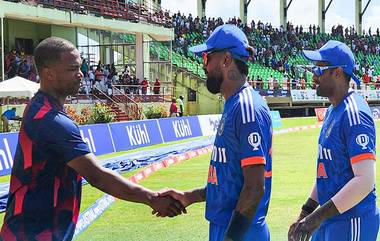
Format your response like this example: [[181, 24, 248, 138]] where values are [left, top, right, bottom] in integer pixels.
[[141, 77, 149, 95], [153, 77, 161, 94], [362, 72, 371, 90], [169, 98, 178, 117]]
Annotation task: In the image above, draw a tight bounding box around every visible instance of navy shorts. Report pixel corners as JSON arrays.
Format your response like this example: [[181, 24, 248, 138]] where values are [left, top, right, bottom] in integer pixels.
[[209, 220, 270, 241]]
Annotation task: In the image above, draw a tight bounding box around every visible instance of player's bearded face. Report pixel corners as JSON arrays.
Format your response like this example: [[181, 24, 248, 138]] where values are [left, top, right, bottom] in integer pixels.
[[205, 65, 224, 94]]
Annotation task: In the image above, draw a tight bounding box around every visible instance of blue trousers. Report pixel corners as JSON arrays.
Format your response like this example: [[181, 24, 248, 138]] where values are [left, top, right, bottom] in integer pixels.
[[209, 221, 270, 241], [311, 210, 379, 241]]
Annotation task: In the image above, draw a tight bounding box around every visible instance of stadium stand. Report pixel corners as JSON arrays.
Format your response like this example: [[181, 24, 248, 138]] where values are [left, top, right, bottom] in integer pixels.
[[4, 0, 380, 92], [171, 12, 380, 90]]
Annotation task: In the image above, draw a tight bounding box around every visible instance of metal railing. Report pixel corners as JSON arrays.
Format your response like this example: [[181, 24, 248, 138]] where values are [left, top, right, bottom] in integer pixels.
[[111, 85, 142, 119]]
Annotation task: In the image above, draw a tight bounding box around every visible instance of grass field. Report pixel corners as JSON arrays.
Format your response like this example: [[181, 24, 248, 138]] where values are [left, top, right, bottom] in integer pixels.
[[1, 117, 379, 240]]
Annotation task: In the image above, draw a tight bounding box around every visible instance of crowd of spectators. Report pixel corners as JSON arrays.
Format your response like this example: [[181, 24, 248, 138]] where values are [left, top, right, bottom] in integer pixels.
[[171, 11, 380, 90], [4, 49, 37, 82], [78, 60, 164, 99]]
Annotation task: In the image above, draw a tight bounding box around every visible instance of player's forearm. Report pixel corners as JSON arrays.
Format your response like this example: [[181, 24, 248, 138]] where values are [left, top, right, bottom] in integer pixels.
[[89, 167, 155, 206], [331, 160, 375, 213], [184, 186, 206, 205], [224, 184, 264, 241], [304, 200, 339, 225], [235, 184, 264, 218]]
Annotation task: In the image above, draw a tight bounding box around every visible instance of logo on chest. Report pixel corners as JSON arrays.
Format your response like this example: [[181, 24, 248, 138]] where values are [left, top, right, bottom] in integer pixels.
[[325, 120, 335, 139], [356, 134, 369, 150], [248, 132, 261, 150], [217, 115, 226, 136]]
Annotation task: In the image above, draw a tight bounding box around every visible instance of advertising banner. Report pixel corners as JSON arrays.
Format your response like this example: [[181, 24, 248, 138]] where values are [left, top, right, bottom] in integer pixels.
[[158, 116, 203, 142], [370, 106, 380, 119], [197, 114, 222, 136], [270, 111, 282, 129], [315, 108, 328, 122], [290, 90, 328, 103], [0, 133, 18, 176], [78, 124, 115, 156], [109, 120, 163, 152]]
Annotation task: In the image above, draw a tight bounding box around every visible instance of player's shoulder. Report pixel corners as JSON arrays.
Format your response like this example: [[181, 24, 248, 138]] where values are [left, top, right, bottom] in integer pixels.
[[24, 92, 73, 130], [232, 85, 267, 124], [25, 93, 58, 121], [342, 92, 373, 127]]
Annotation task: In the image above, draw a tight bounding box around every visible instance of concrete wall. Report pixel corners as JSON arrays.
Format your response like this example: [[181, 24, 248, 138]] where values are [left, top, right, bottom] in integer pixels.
[[173, 70, 223, 115], [51, 25, 76, 45], [4, 19, 51, 51], [4, 19, 76, 50]]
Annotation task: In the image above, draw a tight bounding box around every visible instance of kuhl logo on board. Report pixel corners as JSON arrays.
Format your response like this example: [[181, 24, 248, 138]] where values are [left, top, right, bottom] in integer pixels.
[[0, 138, 13, 171], [172, 119, 192, 138], [126, 124, 151, 146], [80, 129, 96, 153], [209, 118, 220, 132]]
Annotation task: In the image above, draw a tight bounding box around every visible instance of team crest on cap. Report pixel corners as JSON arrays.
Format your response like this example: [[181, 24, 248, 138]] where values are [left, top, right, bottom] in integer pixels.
[[217, 115, 226, 135], [356, 134, 369, 150], [248, 132, 261, 150]]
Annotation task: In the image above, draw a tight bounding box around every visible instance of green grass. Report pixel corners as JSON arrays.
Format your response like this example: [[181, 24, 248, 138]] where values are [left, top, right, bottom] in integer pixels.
[[280, 117, 319, 129], [0, 117, 379, 240]]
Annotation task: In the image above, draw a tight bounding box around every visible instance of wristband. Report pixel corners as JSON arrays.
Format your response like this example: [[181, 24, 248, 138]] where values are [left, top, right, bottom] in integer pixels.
[[301, 198, 319, 215], [225, 211, 251, 241], [301, 204, 315, 215]]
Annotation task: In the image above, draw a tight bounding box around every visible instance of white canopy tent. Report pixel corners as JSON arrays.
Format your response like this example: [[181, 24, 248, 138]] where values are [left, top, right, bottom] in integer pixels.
[[0, 76, 40, 98]]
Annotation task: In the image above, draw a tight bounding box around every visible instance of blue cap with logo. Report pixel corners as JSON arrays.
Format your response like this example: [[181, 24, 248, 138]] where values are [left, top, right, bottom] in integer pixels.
[[302, 40, 360, 84], [189, 24, 252, 59]]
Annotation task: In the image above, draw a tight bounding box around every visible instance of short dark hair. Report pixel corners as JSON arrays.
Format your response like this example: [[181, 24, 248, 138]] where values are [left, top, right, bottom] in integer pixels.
[[233, 59, 249, 76], [34, 37, 76, 74]]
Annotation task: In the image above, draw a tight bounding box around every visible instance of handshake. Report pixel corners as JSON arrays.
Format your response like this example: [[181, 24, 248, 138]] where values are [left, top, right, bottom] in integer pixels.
[[148, 188, 193, 218]]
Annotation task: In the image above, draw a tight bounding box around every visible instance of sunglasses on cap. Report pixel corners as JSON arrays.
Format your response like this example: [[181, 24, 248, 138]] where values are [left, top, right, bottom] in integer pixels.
[[311, 65, 347, 76], [202, 49, 228, 66], [202, 49, 249, 67]]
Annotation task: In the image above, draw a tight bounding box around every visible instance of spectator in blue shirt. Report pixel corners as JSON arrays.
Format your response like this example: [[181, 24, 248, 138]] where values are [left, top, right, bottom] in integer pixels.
[[1, 107, 20, 132]]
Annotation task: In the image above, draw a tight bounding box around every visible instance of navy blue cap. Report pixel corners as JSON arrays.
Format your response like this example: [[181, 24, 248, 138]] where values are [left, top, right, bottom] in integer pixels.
[[302, 40, 360, 84], [189, 24, 252, 59]]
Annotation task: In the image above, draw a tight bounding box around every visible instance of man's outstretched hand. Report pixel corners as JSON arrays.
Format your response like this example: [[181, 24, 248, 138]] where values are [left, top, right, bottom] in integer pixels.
[[152, 188, 192, 217], [149, 192, 187, 218]]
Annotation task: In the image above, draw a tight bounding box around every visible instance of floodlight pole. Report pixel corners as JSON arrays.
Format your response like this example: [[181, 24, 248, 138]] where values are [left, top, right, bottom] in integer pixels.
[[280, 0, 293, 29], [319, 0, 333, 33], [356, 0, 372, 36], [240, 0, 252, 25], [197, 0, 206, 18]]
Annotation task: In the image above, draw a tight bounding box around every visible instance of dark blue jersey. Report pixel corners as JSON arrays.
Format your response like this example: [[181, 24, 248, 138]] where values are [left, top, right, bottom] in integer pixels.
[[1, 91, 91, 240]]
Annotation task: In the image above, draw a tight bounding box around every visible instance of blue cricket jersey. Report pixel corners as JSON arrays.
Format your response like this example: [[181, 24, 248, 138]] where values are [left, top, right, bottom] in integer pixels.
[[205, 83, 273, 227], [317, 91, 377, 222]]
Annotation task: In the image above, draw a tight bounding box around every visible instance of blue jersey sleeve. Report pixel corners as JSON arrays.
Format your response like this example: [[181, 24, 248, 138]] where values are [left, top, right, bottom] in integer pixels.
[[31, 113, 91, 164], [235, 106, 271, 167], [343, 110, 376, 165]]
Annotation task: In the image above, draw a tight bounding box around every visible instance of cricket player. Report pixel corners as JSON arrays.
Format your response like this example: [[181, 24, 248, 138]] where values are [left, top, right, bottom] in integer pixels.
[[289, 40, 379, 241], [158, 24, 273, 241]]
